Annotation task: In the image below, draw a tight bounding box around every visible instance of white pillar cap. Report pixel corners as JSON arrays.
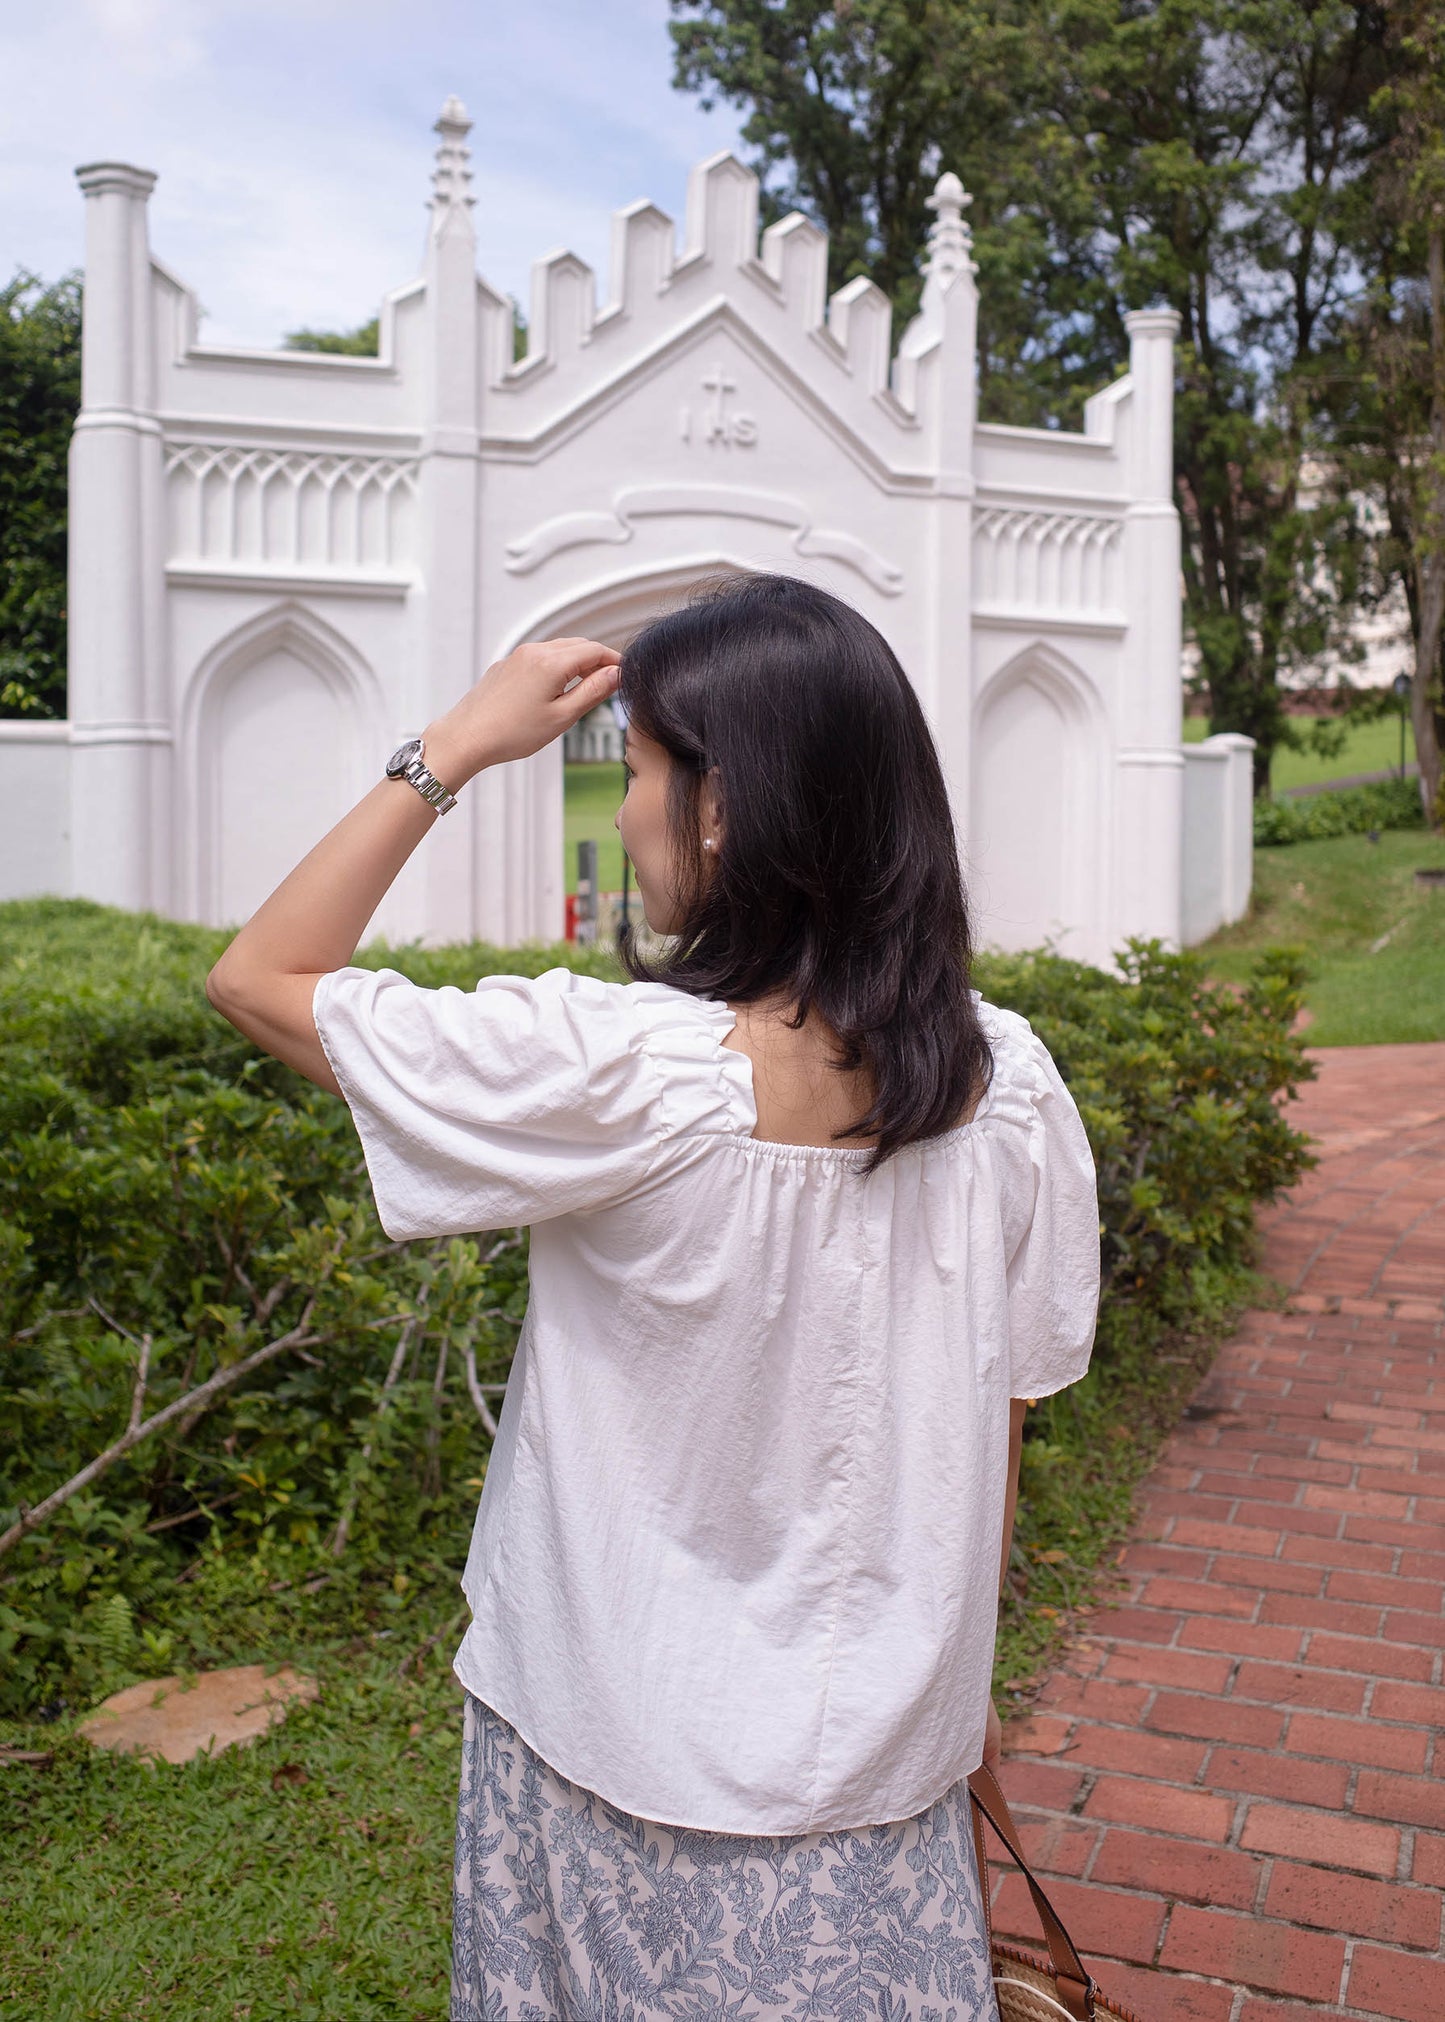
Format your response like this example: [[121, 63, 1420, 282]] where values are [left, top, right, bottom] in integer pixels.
[[75, 161, 157, 199]]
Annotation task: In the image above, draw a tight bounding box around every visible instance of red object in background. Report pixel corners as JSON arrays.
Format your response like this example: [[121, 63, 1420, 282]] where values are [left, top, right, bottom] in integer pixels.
[[564, 894, 579, 941]]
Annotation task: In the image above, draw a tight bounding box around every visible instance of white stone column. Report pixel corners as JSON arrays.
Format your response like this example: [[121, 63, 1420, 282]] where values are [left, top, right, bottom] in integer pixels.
[[69, 161, 170, 913], [413, 99, 488, 944], [1114, 307, 1184, 947], [910, 174, 978, 855]]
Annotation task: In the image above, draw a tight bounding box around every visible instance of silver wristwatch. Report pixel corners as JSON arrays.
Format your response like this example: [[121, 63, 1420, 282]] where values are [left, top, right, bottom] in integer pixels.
[[385, 737, 458, 815]]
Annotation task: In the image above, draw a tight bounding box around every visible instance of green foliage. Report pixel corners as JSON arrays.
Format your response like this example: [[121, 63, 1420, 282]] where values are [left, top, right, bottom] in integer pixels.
[[1254, 775, 1425, 845], [284, 317, 381, 356], [1, 903, 1310, 1724], [973, 938, 1313, 1357], [285, 307, 532, 365], [669, 2, 1391, 785], [0, 270, 80, 719], [0, 900, 614, 1719]]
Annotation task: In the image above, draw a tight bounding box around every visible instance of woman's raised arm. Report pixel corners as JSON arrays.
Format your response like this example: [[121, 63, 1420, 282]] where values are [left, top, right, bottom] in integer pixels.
[[205, 638, 619, 1087]]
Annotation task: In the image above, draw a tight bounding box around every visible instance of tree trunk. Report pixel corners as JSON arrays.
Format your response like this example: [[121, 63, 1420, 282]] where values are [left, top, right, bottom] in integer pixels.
[[1415, 223, 1445, 828]]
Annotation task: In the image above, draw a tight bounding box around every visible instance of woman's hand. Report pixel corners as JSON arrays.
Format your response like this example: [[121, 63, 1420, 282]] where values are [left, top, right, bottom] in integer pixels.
[[206, 634, 622, 1092], [424, 637, 621, 788]]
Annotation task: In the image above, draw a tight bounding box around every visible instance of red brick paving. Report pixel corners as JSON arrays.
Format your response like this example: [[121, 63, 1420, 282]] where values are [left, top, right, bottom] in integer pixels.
[[994, 1044, 1445, 2019]]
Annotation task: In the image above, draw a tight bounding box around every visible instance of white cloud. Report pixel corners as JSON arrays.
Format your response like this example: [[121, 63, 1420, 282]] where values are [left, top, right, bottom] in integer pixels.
[[2, 0, 744, 346]]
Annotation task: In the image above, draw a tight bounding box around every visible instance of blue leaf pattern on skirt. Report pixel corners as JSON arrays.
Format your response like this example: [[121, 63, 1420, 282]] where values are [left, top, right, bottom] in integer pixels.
[[452, 1695, 1000, 2022]]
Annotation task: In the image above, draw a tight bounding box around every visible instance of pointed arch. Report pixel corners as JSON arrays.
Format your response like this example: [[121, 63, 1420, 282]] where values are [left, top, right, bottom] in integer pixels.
[[472, 561, 758, 944], [969, 642, 1108, 957], [179, 603, 384, 925]]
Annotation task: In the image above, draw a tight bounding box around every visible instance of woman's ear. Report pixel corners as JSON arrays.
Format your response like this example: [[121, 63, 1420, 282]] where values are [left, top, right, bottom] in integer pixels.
[[699, 767, 724, 853]]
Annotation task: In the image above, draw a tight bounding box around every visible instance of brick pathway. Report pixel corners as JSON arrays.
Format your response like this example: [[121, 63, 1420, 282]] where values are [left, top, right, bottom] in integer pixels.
[[994, 1043, 1445, 2022]]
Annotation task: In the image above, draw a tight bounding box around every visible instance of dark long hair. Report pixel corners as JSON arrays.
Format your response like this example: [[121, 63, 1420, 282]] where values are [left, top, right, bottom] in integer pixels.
[[618, 574, 992, 1169]]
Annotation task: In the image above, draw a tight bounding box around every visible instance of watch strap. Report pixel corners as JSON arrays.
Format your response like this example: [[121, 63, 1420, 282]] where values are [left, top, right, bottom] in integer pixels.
[[397, 745, 459, 816]]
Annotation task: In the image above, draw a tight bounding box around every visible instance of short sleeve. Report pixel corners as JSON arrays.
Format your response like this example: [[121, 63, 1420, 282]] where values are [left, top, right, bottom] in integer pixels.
[[1003, 1034, 1101, 1400], [312, 965, 665, 1241]]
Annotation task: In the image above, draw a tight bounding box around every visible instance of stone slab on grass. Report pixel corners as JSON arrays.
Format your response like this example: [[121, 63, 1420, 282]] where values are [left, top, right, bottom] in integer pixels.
[[79, 1663, 318, 1765]]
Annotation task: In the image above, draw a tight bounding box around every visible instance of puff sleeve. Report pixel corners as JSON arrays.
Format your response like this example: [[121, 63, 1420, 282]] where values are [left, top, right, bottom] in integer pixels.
[[1003, 1034, 1101, 1400], [312, 965, 666, 1240]]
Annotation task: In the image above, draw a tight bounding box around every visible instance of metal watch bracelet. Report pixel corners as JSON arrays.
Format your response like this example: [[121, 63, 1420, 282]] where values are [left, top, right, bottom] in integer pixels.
[[391, 740, 459, 816]]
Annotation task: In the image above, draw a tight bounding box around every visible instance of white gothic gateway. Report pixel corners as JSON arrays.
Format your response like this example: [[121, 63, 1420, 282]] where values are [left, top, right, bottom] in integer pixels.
[[0, 99, 1253, 959]]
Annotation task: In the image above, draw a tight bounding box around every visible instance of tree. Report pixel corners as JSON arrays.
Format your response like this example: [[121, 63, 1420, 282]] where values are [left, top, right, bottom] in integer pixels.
[[286, 306, 531, 363], [669, 1, 1390, 790], [1323, 1, 1445, 826], [0, 271, 80, 719], [1045, 1, 1387, 790], [669, 1, 1085, 418], [284, 317, 381, 355]]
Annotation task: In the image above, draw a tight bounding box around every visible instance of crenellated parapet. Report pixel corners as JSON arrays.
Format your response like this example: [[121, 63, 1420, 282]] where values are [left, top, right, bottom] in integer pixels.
[[22, 94, 1203, 965], [490, 148, 970, 466]]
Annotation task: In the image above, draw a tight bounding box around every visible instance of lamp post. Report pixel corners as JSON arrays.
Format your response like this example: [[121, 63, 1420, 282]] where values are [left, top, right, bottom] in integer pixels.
[[1392, 672, 1412, 782]]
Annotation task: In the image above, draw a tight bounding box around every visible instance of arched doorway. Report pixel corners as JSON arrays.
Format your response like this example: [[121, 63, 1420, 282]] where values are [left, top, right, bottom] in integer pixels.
[[969, 646, 1106, 958], [498, 563, 747, 945], [183, 605, 379, 927]]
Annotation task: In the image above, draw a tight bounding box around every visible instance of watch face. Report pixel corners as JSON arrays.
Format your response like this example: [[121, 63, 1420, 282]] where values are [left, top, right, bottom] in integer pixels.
[[386, 737, 423, 779]]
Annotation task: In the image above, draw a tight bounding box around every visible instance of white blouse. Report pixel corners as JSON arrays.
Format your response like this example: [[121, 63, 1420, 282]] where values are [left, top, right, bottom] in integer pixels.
[[312, 965, 1099, 1835]]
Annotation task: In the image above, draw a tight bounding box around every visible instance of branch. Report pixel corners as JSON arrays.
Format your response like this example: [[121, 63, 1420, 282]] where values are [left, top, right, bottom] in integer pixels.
[[85, 1295, 146, 1351], [398, 1603, 469, 1682], [128, 1332, 152, 1436], [329, 1306, 425, 1559], [0, 1304, 324, 1563], [461, 1344, 501, 1441]]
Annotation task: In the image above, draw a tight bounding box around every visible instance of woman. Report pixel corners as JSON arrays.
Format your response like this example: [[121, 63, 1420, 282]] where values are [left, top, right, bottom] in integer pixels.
[[207, 573, 1099, 2022]]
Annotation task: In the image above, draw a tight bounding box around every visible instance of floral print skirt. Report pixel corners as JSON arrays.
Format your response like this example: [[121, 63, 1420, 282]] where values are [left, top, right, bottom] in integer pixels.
[[451, 1693, 1000, 2022]]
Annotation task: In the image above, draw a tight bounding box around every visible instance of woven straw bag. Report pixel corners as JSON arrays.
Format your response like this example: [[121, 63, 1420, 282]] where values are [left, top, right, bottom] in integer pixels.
[[967, 1763, 1147, 2022]]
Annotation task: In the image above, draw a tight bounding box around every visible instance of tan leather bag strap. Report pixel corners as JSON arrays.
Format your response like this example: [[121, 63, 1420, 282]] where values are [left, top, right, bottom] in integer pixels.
[[968, 1762, 1096, 2022]]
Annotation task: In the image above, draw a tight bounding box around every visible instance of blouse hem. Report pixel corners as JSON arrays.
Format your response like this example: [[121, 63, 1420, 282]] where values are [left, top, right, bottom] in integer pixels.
[[450, 1647, 984, 1839]]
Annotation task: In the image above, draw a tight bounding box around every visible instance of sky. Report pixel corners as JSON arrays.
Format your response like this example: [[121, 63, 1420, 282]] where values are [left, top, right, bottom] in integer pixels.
[[1, 0, 747, 347]]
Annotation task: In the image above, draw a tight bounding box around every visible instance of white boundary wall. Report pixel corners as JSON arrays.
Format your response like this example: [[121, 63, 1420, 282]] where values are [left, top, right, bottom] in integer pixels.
[[0, 99, 1248, 961], [1182, 734, 1256, 946]]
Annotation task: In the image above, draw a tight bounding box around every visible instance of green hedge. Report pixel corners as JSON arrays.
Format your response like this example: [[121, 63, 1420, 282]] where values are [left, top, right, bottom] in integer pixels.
[[0, 900, 1313, 1718], [1255, 775, 1422, 846]]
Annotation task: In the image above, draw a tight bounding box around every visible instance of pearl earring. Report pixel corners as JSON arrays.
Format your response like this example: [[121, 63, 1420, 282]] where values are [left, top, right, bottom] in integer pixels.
[[703, 837, 715, 850]]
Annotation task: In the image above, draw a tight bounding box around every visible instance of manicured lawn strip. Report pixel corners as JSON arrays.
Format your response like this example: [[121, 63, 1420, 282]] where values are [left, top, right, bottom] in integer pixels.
[[564, 761, 626, 896], [1183, 711, 1416, 791], [0, 1636, 462, 2022], [1199, 828, 1445, 1045]]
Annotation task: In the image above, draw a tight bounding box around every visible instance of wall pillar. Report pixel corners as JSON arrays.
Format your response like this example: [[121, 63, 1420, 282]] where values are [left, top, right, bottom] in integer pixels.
[[1114, 307, 1184, 947], [69, 161, 170, 914], [413, 99, 488, 943], [910, 174, 978, 852]]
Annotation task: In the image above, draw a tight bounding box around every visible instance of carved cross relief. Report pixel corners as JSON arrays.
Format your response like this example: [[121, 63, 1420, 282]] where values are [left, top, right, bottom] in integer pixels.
[[680, 363, 758, 447]]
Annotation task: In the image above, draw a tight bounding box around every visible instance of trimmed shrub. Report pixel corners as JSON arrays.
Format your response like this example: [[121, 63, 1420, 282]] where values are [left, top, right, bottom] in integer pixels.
[[1, 902, 1312, 1717], [1255, 776, 1422, 846]]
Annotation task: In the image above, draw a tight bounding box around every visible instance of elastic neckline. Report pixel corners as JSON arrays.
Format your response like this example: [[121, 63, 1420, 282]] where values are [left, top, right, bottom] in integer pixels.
[[704, 995, 992, 1164]]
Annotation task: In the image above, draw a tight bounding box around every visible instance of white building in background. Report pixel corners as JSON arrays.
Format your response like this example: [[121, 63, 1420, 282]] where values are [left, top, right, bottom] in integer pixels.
[[0, 99, 1252, 960]]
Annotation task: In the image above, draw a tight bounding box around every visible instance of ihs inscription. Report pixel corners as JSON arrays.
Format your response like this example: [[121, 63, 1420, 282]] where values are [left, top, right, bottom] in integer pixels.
[[680, 365, 758, 448]]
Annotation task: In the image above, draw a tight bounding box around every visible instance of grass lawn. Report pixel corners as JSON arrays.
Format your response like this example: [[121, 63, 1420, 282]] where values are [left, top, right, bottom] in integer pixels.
[[564, 762, 626, 895], [1, 1635, 463, 2022], [1183, 710, 1416, 793], [1199, 827, 1445, 1045]]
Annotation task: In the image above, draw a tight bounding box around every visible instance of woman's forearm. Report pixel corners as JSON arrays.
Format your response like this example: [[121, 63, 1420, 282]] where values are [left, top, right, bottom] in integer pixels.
[[203, 640, 620, 1089], [209, 773, 447, 992]]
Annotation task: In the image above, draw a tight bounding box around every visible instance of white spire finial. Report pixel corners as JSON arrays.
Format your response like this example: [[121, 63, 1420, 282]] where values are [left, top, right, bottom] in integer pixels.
[[431, 95, 475, 220], [923, 170, 974, 284]]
